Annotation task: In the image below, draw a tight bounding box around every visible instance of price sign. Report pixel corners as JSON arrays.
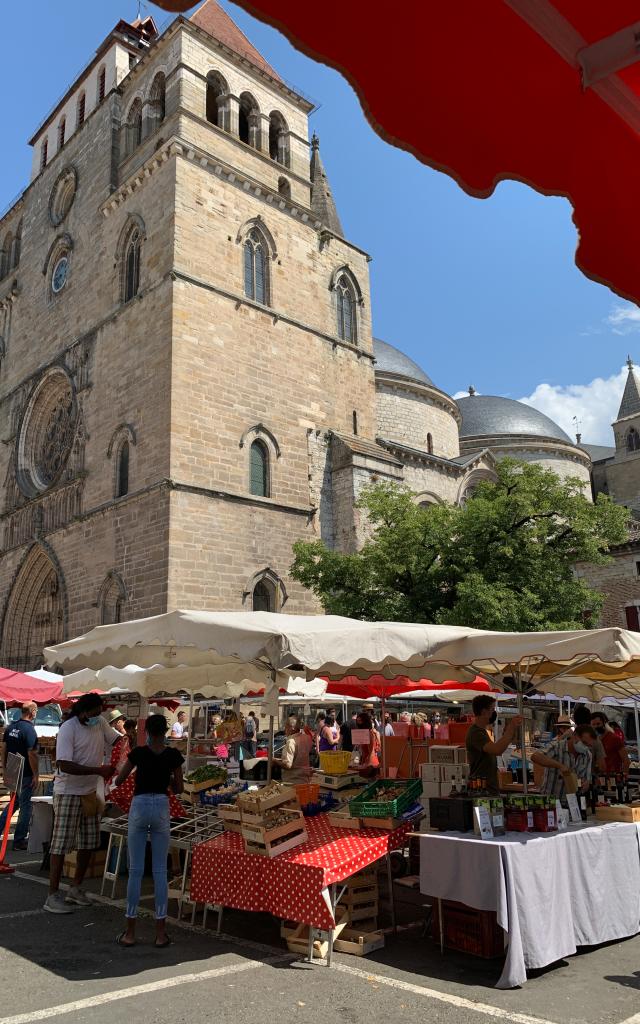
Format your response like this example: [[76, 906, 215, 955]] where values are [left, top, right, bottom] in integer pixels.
[[3, 752, 24, 792], [474, 804, 494, 840], [566, 793, 582, 824]]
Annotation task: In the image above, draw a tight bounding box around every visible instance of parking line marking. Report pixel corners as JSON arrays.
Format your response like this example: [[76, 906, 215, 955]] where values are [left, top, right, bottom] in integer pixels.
[[0, 957, 291, 1024], [330, 962, 557, 1024], [0, 910, 44, 921]]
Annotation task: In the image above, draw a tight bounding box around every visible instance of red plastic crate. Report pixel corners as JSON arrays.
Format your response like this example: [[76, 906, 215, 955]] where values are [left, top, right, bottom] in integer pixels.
[[432, 899, 505, 959]]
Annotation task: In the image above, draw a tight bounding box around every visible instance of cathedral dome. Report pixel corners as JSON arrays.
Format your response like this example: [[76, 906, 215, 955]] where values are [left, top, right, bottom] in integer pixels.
[[373, 339, 433, 386], [456, 394, 572, 444]]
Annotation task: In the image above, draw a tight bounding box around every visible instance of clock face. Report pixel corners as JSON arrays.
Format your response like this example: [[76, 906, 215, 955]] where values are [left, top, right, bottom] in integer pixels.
[[51, 256, 69, 293]]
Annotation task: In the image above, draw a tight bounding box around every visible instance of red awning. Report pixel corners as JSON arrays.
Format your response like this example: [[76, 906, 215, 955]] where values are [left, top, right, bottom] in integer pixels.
[[151, 0, 640, 307], [323, 675, 495, 700], [0, 669, 63, 705]]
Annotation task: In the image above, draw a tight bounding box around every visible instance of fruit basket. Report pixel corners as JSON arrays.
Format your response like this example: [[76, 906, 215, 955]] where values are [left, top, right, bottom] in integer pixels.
[[319, 751, 352, 775], [349, 778, 422, 819]]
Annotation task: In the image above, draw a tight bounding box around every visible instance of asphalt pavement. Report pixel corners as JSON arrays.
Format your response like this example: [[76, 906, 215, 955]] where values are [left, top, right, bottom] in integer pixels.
[[0, 853, 639, 1024]]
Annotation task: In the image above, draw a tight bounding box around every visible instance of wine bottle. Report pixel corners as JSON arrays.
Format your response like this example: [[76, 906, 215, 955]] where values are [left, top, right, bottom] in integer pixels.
[[579, 792, 588, 821]]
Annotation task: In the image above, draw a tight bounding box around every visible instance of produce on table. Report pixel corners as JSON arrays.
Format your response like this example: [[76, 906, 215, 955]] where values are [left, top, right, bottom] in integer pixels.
[[185, 764, 227, 785]]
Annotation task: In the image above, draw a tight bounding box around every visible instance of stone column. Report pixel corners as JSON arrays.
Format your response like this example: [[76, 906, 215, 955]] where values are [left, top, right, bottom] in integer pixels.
[[225, 94, 240, 136]]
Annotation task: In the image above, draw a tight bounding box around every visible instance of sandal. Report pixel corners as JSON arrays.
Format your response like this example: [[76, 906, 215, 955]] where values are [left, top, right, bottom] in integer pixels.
[[116, 931, 136, 947]]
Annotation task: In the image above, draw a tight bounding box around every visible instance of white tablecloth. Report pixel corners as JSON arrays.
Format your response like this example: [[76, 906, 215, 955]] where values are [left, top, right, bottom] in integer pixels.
[[419, 822, 640, 988]]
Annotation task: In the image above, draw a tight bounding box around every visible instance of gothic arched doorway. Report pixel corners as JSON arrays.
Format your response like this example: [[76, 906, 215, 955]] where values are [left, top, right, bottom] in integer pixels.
[[1, 545, 65, 671]]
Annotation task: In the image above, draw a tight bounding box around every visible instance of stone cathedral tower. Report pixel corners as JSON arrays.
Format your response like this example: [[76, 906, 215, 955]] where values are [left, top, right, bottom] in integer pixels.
[[0, 1, 399, 669]]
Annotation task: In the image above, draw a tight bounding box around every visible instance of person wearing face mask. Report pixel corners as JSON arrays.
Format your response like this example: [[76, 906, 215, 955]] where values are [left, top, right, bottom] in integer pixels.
[[532, 724, 598, 801], [466, 696, 524, 795], [45, 693, 120, 915]]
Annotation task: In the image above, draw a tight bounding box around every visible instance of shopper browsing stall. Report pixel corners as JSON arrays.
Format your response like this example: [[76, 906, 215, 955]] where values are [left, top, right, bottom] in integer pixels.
[[531, 724, 597, 801], [354, 711, 381, 777], [0, 701, 39, 850], [114, 713, 184, 948], [465, 696, 523, 794], [590, 712, 630, 776], [271, 716, 313, 783]]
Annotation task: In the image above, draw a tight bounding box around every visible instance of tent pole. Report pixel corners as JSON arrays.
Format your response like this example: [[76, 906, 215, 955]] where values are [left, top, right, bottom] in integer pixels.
[[634, 701, 640, 750], [381, 694, 386, 777], [515, 665, 528, 797], [185, 690, 194, 775], [267, 669, 276, 783]]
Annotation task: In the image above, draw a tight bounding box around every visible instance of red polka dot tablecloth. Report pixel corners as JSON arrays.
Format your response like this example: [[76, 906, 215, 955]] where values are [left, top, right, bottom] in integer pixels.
[[190, 814, 410, 930]]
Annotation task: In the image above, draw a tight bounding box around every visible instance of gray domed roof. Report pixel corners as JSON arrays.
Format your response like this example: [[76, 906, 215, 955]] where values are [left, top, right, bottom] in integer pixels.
[[373, 339, 433, 386], [456, 395, 572, 444]]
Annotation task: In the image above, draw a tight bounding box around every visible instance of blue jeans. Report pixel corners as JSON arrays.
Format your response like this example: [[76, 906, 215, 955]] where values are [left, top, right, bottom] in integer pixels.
[[126, 794, 170, 920], [0, 776, 33, 845]]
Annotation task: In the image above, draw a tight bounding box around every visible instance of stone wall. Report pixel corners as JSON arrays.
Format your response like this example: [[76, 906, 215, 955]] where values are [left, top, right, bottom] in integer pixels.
[[375, 379, 460, 459], [575, 549, 640, 628]]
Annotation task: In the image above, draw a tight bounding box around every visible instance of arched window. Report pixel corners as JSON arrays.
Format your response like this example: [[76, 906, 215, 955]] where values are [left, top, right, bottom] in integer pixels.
[[239, 92, 260, 148], [116, 440, 129, 497], [244, 228, 268, 305], [98, 65, 106, 103], [0, 233, 11, 279], [126, 99, 143, 155], [57, 117, 66, 151], [252, 579, 275, 612], [627, 428, 640, 452], [149, 72, 166, 133], [40, 138, 48, 171], [427, 433, 433, 454], [10, 222, 22, 270], [76, 91, 86, 129], [278, 177, 291, 199], [99, 572, 127, 625], [336, 273, 356, 343], [206, 71, 228, 129], [122, 226, 141, 303], [250, 439, 269, 497], [268, 111, 289, 166]]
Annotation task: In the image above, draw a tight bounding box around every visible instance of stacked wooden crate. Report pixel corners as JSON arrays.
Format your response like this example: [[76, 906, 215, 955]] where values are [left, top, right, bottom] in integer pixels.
[[238, 785, 308, 857], [334, 867, 385, 955]]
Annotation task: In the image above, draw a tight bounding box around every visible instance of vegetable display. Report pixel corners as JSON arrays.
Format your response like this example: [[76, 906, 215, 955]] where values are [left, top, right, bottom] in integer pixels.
[[185, 765, 228, 785]]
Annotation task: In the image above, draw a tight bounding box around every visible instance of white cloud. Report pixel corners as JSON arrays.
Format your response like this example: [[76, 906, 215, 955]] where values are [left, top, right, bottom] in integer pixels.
[[606, 302, 640, 335], [452, 389, 479, 400], [519, 367, 628, 446]]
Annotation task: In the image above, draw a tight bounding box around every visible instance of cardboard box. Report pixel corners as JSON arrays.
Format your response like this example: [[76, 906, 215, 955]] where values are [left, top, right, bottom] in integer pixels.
[[63, 849, 107, 880], [442, 764, 469, 784], [421, 781, 441, 800]]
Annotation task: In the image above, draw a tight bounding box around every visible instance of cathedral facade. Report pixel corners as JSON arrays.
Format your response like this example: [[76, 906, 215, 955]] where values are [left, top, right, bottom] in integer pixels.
[[0, 1, 634, 671]]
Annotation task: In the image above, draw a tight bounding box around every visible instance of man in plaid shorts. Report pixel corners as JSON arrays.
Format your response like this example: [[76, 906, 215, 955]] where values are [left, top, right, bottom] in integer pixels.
[[45, 693, 119, 915]]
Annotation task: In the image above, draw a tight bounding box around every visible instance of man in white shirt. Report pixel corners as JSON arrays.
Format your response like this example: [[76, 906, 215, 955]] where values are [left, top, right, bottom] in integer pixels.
[[171, 711, 188, 739], [45, 694, 119, 915]]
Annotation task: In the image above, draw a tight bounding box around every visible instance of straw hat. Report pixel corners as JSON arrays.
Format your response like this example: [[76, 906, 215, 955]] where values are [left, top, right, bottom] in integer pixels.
[[106, 708, 125, 725], [556, 715, 572, 727]]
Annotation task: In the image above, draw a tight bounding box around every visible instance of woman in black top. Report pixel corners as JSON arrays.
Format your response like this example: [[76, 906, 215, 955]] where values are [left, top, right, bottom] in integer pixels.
[[114, 714, 184, 947]]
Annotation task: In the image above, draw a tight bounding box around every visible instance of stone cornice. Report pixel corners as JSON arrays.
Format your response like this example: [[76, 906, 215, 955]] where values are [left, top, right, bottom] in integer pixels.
[[375, 371, 461, 425], [171, 268, 375, 363], [377, 437, 497, 478], [460, 435, 592, 467]]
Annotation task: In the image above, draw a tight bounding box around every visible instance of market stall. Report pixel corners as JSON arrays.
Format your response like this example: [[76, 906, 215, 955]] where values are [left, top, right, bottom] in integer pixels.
[[419, 820, 640, 988]]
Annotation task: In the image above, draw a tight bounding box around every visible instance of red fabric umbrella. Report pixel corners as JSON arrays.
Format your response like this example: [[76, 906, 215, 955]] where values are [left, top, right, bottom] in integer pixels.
[[166, 0, 640, 307], [0, 669, 63, 705], [323, 675, 494, 700]]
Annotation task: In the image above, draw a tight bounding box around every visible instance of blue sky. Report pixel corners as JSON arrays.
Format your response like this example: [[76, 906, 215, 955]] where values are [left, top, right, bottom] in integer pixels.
[[1, 0, 637, 444]]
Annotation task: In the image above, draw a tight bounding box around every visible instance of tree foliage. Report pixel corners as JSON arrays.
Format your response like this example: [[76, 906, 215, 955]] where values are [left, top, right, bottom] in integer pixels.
[[291, 460, 629, 631]]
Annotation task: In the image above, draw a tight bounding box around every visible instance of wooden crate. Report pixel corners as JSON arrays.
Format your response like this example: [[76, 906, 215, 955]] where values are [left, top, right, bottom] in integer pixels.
[[343, 900, 379, 923], [595, 805, 640, 823], [327, 810, 361, 830], [237, 785, 299, 816], [334, 928, 385, 956], [183, 777, 224, 797], [218, 803, 242, 830], [243, 808, 308, 858]]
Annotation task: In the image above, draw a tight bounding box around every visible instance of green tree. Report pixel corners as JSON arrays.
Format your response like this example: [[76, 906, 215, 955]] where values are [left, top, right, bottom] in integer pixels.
[[291, 459, 629, 631]]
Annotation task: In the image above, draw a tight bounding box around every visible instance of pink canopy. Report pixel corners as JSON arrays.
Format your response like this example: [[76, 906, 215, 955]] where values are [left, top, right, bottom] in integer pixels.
[[0, 669, 63, 705]]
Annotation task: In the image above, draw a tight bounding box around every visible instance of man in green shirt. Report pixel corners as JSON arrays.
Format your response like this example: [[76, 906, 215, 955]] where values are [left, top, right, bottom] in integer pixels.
[[465, 695, 523, 794]]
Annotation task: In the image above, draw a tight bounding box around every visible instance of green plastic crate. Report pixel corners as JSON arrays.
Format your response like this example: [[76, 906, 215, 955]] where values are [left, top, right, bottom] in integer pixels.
[[349, 778, 422, 819]]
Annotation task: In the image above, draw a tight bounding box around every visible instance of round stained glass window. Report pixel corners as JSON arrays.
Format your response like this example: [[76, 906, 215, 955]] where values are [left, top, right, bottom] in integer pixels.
[[51, 256, 69, 293], [16, 368, 78, 498]]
